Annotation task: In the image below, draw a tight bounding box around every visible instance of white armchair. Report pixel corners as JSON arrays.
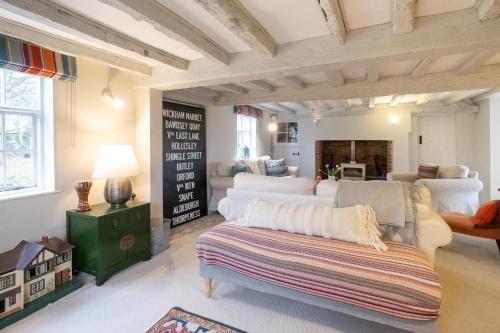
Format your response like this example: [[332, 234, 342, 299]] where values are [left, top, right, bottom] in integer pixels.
[[387, 167, 483, 214]]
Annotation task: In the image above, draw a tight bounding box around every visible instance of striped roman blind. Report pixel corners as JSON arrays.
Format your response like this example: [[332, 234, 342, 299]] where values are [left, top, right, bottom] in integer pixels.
[[0, 34, 77, 80], [233, 105, 263, 118]]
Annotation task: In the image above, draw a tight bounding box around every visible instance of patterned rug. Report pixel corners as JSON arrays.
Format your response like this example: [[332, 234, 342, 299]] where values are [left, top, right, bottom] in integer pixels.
[[146, 307, 247, 333]]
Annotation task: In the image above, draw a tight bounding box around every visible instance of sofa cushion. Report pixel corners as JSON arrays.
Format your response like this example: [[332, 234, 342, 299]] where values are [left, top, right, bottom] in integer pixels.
[[230, 165, 251, 177], [417, 164, 439, 179], [233, 173, 315, 195], [265, 158, 288, 176], [439, 165, 469, 179], [474, 200, 500, 225], [209, 176, 234, 189]]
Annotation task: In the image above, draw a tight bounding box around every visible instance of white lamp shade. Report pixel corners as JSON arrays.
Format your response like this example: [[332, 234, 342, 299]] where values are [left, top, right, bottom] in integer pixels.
[[92, 145, 139, 179]]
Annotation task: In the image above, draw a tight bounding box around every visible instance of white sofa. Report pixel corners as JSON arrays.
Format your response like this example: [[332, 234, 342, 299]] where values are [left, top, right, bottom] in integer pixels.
[[219, 174, 452, 267], [209, 156, 298, 212], [387, 166, 483, 214]]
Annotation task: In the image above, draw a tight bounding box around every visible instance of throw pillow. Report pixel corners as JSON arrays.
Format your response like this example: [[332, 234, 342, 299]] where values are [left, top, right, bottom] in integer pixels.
[[242, 159, 261, 175], [265, 158, 288, 177], [417, 164, 439, 180], [230, 165, 251, 177], [439, 165, 469, 179], [474, 200, 500, 225], [216, 162, 238, 176], [257, 156, 271, 175]]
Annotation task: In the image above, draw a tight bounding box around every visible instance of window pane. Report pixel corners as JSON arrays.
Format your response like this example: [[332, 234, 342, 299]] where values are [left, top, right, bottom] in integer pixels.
[[5, 114, 33, 150], [4, 151, 34, 190], [5, 70, 40, 110], [0, 154, 3, 185], [0, 115, 3, 149]]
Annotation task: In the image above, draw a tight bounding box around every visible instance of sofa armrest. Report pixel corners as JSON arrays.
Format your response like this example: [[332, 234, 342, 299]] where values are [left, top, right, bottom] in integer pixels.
[[468, 170, 479, 179], [287, 166, 299, 176], [415, 178, 484, 193], [417, 210, 453, 267], [209, 176, 234, 190], [386, 172, 418, 183]]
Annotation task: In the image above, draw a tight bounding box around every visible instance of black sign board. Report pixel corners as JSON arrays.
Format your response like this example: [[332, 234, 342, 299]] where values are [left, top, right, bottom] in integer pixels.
[[162, 101, 207, 228]]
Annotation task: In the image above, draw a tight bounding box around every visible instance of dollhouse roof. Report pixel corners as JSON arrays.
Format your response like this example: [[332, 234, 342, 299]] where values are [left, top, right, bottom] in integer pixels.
[[39, 237, 75, 254], [0, 241, 45, 275]]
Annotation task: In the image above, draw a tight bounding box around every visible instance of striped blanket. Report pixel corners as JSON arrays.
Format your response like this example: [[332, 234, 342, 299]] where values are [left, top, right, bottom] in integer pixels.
[[196, 223, 441, 321]]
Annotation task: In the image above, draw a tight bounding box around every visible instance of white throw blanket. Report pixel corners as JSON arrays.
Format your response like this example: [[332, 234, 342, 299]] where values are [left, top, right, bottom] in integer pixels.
[[237, 199, 388, 252]]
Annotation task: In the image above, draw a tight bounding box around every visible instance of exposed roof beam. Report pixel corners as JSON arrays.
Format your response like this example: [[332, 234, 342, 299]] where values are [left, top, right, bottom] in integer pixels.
[[416, 94, 434, 105], [163, 90, 214, 105], [269, 103, 296, 114], [456, 49, 498, 74], [214, 83, 248, 94], [244, 80, 275, 92], [316, 0, 346, 44], [366, 65, 379, 82], [410, 56, 439, 78], [443, 92, 475, 105], [280, 75, 306, 89], [140, 9, 500, 90], [390, 95, 404, 106], [194, 0, 276, 55], [477, 0, 500, 21], [342, 99, 351, 109], [472, 88, 500, 102], [214, 64, 500, 105], [0, 18, 151, 75], [325, 69, 344, 86], [392, 0, 417, 34], [98, 0, 230, 65], [0, 0, 188, 70], [368, 97, 376, 108]]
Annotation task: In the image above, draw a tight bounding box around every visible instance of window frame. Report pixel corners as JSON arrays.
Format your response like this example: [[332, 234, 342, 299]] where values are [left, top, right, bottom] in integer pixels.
[[0, 69, 54, 199], [30, 279, 45, 295], [0, 274, 15, 290], [8, 295, 16, 306], [236, 114, 257, 160]]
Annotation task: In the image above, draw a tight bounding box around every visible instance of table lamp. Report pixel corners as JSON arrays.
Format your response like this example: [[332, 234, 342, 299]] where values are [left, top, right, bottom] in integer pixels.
[[92, 145, 139, 208]]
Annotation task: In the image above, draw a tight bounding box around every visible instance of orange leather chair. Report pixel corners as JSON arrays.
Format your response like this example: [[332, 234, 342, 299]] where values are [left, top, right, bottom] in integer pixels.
[[440, 206, 500, 251]]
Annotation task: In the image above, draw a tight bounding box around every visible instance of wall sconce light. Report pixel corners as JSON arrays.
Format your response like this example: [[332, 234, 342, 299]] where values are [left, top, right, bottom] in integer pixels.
[[313, 119, 320, 128], [268, 114, 278, 132], [388, 114, 400, 124], [102, 67, 124, 109]]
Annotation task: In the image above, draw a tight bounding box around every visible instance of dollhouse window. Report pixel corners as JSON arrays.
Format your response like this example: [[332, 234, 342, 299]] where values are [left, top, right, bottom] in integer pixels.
[[30, 280, 45, 295], [63, 251, 71, 262], [8, 295, 15, 306], [35, 262, 49, 275], [0, 274, 15, 290]]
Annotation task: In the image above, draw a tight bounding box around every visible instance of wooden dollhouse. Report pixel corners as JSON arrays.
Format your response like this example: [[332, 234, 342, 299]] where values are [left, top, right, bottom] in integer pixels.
[[0, 237, 75, 320]]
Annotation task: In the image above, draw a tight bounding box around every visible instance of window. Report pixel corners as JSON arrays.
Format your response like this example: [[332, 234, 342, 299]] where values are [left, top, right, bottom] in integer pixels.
[[276, 122, 298, 144], [56, 251, 71, 265], [30, 280, 45, 295], [0, 69, 53, 196], [8, 295, 15, 306], [35, 262, 49, 275], [236, 115, 256, 160], [0, 274, 15, 290]]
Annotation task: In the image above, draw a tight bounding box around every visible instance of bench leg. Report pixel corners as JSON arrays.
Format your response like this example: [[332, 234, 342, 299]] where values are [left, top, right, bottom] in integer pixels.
[[496, 240, 500, 252], [204, 277, 213, 298]]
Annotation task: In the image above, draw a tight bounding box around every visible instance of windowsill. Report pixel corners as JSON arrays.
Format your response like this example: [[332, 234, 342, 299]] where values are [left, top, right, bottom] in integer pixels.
[[0, 188, 59, 202]]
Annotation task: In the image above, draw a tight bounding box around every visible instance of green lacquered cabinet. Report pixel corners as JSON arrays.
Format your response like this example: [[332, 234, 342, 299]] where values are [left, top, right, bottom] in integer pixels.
[[66, 202, 151, 286]]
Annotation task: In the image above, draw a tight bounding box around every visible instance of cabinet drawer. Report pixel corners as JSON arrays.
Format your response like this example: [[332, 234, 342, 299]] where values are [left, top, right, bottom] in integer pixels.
[[102, 213, 129, 230], [129, 206, 148, 225]]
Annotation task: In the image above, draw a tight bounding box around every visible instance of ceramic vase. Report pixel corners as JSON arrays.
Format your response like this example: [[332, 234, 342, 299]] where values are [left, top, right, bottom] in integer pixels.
[[328, 176, 338, 181], [74, 181, 92, 212]]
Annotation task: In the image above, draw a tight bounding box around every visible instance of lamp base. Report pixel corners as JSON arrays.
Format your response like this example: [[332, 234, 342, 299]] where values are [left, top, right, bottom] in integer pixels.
[[104, 177, 132, 208]]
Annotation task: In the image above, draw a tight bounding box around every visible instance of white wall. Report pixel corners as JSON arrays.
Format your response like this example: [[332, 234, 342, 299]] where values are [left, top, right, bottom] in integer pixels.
[[489, 96, 500, 200], [476, 100, 491, 203], [299, 112, 412, 178], [0, 59, 140, 251]]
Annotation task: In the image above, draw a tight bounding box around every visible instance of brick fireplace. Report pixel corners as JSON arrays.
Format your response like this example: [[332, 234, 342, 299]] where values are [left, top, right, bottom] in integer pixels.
[[315, 140, 393, 180]]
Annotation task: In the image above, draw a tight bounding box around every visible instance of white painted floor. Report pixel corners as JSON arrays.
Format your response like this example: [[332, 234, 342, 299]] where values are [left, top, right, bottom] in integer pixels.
[[3, 215, 500, 333]]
